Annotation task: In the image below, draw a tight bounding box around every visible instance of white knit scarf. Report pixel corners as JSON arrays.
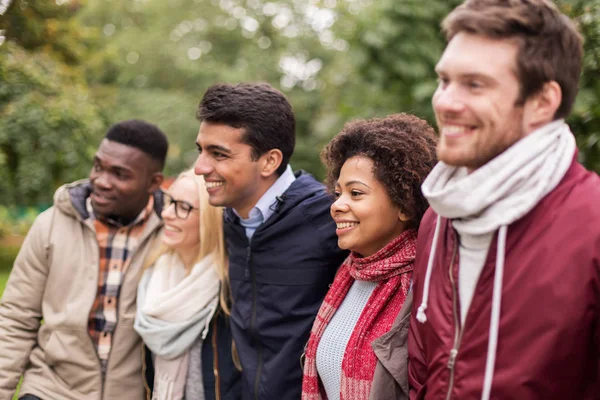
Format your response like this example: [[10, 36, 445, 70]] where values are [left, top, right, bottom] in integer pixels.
[[135, 252, 220, 400], [417, 120, 576, 400]]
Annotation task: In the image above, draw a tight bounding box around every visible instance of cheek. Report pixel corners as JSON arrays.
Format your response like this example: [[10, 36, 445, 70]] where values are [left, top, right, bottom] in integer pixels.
[[185, 221, 200, 242]]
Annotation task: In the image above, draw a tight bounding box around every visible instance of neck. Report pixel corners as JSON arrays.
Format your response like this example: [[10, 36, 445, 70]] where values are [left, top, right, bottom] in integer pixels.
[[99, 199, 149, 226], [234, 175, 279, 219], [176, 245, 200, 271], [102, 213, 137, 226]]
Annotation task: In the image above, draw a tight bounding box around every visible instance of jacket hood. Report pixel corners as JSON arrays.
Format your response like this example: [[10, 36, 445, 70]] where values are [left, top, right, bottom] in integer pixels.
[[52, 179, 92, 221], [224, 170, 330, 224], [53, 179, 164, 222]]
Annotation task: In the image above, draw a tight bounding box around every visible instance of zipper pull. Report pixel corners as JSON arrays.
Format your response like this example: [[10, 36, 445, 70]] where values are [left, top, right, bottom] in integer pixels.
[[447, 348, 458, 369], [244, 246, 251, 279]]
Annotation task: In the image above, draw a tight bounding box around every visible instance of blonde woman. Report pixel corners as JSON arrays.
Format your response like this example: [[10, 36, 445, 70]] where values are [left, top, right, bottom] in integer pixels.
[[134, 169, 240, 400]]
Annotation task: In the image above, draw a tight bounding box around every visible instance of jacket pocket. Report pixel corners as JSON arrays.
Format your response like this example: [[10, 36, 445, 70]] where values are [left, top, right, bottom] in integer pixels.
[[41, 329, 99, 391]]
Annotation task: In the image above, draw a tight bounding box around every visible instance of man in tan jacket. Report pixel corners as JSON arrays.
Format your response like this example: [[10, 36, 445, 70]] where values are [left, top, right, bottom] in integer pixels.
[[0, 120, 168, 400]]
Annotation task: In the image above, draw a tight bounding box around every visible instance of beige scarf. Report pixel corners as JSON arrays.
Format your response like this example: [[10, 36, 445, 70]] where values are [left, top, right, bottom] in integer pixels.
[[135, 252, 220, 400]]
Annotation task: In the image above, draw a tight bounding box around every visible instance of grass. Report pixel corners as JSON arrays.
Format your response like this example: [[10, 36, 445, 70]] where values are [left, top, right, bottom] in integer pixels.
[[0, 247, 19, 298], [0, 268, 9, 298]]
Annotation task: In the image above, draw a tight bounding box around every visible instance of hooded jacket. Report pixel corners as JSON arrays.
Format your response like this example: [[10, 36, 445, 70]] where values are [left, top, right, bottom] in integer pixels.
[[223, 171, 348, 400], [408, 159, 600, 399], [0, 180, 163, 400]]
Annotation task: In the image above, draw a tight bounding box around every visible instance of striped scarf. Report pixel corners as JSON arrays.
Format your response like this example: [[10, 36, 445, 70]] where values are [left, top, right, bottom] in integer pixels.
[[301, 229, 416, 400]]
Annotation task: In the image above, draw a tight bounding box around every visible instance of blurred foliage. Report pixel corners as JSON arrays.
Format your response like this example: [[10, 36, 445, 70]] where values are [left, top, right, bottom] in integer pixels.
[[557, 0, 600, 172], [335, 0, 600, 171], [0, 205, 38, 240], [76, 0, 344, 177], [0, 42, 105, 205], [0, 0, 598, 208], [0, 0, 107, 205]]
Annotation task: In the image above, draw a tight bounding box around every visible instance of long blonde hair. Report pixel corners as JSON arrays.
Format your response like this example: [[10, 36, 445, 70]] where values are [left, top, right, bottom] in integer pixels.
[[145, 168, 232, 315]]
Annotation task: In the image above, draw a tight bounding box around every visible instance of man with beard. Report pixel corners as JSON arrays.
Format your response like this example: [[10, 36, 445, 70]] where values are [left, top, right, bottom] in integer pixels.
[[408, 1, 600, 399]]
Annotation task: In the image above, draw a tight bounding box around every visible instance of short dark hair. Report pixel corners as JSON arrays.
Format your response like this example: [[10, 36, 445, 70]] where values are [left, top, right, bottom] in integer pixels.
[[322, 114, 437, 229], [442, 0, 583, 119], [105, 119, 169, 169], [196, 82, 295, 176]]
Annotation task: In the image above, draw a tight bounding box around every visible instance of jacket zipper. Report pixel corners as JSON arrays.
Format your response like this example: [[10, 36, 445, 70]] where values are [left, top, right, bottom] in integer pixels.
[[445, 236, 461, 400], [212, 317, 221, 400], [81, 222, 106, 400], [245, 246, 251, 279]]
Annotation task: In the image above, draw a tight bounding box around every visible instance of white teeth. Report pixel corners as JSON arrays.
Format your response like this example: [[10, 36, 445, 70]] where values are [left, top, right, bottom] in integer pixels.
[[206, 181, 224, 189], [164, 226, 179, 232], [336, 222, 358, 229], [443, 125, 470, 135]]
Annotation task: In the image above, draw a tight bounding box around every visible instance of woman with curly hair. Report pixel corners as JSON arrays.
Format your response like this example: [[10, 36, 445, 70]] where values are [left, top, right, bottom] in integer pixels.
[[301, 114, 437, 400]]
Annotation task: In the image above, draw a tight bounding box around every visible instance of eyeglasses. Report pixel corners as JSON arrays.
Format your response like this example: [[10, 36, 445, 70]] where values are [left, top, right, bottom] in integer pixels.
[[163, 192, 198, 220]]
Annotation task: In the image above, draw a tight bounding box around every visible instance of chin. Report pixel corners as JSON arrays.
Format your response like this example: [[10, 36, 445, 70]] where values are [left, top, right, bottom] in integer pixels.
[[207, 196, 226, 208], [437, 150, 474, 168], [337, 241, 351, 252]]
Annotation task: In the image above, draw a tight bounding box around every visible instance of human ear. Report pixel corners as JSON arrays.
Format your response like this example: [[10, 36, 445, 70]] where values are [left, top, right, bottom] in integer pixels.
[[260, 149, 283, 178], [523, 81, 562, 131], [148, 171, 164, 193], [398, 210, 411, 222]]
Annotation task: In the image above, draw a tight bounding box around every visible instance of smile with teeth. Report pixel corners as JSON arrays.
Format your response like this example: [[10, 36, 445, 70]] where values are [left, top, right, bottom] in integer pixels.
[[93, 192, 114, 201], [337, 222, 359, 229], [206, 181, 224, 189], [164, 225, 180, 232], [442, 124, 474, 136]]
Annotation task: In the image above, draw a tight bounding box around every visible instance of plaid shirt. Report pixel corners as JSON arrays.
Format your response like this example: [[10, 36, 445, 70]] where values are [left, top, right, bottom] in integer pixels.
[[86, 196, 154, 369]]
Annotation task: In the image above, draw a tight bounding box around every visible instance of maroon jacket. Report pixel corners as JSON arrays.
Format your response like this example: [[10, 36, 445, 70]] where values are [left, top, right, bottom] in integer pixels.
[[408, 160, 600, 399]]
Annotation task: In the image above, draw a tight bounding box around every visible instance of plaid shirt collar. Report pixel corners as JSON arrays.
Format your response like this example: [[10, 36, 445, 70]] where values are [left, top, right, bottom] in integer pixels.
[[85, 195, 154, 228]]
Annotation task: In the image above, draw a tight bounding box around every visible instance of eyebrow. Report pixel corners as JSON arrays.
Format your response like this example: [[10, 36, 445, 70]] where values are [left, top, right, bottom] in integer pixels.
[[197, 143, 232, 154], [93, 156, 133, 174], [336, 180, 371, 189], [435, 67, 497, 83]]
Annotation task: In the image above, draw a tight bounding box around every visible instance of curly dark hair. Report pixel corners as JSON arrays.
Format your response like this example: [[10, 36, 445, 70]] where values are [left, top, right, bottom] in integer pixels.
[[105, 119, 169, 169], [322, 113, 437, 229], [197, 82, 295, 176]]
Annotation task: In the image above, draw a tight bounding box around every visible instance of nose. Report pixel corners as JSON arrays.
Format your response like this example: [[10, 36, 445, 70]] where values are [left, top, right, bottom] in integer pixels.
[[330, 195, 350, 217], [432, 83, 465, 115], [161, 202, 176, 220], [92, 171, 112, 191], [194, 152, 213, 176]]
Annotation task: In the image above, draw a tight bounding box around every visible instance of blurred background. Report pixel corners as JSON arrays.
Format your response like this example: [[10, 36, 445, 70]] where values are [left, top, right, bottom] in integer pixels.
[[0, 0, 599, 289]]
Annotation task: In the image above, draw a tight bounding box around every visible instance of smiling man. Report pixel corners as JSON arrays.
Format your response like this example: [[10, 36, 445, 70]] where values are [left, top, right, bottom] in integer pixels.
[[0, 120, 168, 400], [407, 1, 600, 399], [194, 82, 348, 400]]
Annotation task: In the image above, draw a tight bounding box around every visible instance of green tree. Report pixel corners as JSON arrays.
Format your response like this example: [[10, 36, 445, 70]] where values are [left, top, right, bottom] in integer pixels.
[[557, 0, 600, 172], [336, 0, 600, 172], [77, 0, 345, 178], [0, 0, 106, 206], [0, 42, 105, 205]]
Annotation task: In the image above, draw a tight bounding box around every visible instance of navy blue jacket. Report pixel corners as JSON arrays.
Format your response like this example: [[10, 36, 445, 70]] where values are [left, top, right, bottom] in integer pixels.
[[144, 309, 242, 400], [224, 171, 348, 400]]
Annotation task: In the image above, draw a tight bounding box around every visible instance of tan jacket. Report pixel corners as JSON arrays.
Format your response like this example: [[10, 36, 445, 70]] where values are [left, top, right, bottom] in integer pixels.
[[369, 291, 412, 400], [0, 180, 163, 400]]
